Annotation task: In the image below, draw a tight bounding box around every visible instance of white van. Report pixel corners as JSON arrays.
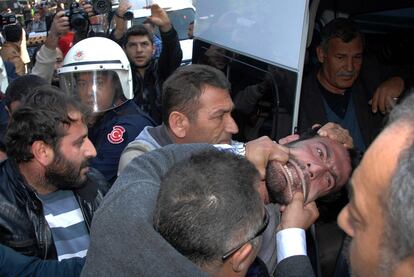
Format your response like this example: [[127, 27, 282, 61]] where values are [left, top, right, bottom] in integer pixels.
[[127, 0, 195, 65]]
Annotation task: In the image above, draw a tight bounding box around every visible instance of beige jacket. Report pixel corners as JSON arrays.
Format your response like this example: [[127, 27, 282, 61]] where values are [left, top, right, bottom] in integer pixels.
[[0, 42, 25, 76]]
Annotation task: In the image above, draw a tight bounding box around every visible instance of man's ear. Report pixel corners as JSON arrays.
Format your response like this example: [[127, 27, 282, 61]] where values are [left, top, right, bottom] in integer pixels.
[[168, 111, 189, 138], [229, 242, 255, 273], [31, 141, 54, 167], [316, 46, 326, 64]]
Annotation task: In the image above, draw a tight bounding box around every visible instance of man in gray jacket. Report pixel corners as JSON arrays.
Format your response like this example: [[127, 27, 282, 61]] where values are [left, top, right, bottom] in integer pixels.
[[82, 138, 318, 276]]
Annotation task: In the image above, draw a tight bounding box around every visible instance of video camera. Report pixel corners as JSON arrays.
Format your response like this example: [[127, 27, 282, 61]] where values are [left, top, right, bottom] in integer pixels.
[[0, 13, 17, 30], [63, 0, 111, 32]]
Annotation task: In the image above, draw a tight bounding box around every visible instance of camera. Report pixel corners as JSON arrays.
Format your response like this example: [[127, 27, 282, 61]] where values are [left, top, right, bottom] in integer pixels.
[[64, 2, 89, 31], [63, 0, 112, 32], [0, 13, 17, 30]]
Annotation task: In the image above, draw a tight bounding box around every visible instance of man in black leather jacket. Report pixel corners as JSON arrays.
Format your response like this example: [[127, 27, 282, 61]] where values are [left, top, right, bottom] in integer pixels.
[[122, 4, 183, 124], [0, 86, 108, 260]]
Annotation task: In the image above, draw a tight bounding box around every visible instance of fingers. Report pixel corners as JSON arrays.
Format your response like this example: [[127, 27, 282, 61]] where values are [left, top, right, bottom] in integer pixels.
[[317, 122, 354, 149], [269, 143, 290, 163], [277, 192, 319, 230], [291, 191, 305, 202], [371, 90, 379, 113], [50, 11, 70, 36], [303, 201, 319, 220], [245, 136, 289, 179], [278, 134, 300, 145]]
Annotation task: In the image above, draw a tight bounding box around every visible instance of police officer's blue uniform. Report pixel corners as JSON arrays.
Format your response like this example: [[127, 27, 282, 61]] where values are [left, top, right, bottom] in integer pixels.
[[89, 100, 155, 184]]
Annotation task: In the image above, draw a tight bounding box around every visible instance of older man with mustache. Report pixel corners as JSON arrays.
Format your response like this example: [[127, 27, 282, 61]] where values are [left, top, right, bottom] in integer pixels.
[[298, 18, 406, 152]]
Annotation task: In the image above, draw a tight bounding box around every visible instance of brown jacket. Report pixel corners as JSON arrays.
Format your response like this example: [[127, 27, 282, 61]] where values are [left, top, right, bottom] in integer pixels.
[[0, 42, 25, 75]]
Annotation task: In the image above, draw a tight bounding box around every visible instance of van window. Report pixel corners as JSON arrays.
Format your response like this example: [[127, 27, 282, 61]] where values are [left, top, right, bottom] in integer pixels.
[[193, 40, 298, 142]]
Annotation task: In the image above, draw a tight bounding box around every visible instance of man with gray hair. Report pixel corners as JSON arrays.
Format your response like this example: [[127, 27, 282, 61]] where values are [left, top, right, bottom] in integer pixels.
[[298, 18, 406, 152], [338, 91, 414, 276]]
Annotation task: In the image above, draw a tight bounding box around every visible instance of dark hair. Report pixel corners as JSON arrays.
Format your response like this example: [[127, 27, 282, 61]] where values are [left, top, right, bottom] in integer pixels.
[[5, 85, 88, 163], [2, 24, 23, 43], [319, 18, 363, 52], [4, 74, 48, 109], [162, 64, 231, 127], [123, 25, 153, 47], [153, 149, 263, 267]]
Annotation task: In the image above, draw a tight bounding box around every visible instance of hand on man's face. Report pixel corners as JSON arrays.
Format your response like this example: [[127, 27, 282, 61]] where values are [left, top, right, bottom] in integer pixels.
[[277, 192, 319, 231], [245, 136, 289, 179]]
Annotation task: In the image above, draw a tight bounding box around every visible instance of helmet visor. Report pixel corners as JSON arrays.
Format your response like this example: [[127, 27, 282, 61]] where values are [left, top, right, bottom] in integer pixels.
[[60, 70, 126, 113]]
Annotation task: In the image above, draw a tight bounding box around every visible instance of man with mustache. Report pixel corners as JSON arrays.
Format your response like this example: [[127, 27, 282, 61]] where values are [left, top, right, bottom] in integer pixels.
[[0, 86, 108, 261], [298, 18, 405, 152]]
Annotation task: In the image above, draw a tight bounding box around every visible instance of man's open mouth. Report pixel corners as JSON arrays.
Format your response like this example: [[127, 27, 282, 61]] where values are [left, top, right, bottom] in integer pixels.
[[266, 159, 309, 203]]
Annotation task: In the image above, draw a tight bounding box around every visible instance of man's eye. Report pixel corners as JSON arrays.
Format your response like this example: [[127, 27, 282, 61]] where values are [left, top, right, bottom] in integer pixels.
[[316, 148, 324, 159], [78, 82, 87, 88], [325, 174, 334, 187]]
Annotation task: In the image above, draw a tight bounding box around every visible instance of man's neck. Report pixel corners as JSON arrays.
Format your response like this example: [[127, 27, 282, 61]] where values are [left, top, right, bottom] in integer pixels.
[[18, 162, 56, 195], [317, 70, 346, 95], [137, 67, 146, 78]]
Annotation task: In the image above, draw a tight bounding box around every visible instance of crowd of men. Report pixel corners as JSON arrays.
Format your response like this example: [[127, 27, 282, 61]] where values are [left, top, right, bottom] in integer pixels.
[[0, 1, 413, 277]]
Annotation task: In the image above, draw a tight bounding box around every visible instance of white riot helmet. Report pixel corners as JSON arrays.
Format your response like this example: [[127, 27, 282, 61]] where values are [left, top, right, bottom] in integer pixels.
[[58, 37, 133, 113]]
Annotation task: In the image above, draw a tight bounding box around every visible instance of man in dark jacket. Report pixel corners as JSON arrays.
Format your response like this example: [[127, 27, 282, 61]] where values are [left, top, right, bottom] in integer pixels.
[[0, 244, 84, 277], [0, 86, 108, 260], [298, 18, 405, 152], [122, 4, 183, 124]]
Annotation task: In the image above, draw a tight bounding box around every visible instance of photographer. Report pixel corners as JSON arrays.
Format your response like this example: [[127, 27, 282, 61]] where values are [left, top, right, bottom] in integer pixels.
[[0, 24, 25, 76], [31, 10, 70, 83]]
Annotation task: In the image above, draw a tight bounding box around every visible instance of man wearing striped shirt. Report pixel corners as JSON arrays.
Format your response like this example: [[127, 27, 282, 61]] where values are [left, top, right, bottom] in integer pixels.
[[0, 86, 108, 261]]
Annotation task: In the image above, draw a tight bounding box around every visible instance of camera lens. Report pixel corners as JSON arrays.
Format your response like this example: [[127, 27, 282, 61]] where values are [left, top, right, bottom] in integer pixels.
[[93, 0, 111, 14], [123, 10, 133, 20], [71, 13, 88, 30]]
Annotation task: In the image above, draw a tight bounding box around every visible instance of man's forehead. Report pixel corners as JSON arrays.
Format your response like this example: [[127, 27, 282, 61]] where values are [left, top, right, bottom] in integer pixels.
[[128, 35, 151, 43], [350, 125, 410, 204], [199, 86, 232, 108], [299, 136, 346, 151], [327, 37, 363, 53]]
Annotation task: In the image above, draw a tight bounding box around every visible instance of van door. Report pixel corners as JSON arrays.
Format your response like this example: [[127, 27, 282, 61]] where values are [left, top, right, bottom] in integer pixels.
[[192, 0, 310, 140]]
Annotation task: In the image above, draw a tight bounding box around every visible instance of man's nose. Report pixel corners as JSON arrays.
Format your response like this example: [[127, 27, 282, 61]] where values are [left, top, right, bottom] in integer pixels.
[[84, 137, 97, 159], [225, 115, 239, 135], [346, 57, 355, 72], [306, 162, 326, 179], [136, 44, 143, 53], [338, 206, 354, 237]]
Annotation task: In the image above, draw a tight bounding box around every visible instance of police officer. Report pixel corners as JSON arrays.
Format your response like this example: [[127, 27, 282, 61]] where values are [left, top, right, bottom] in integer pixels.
[[59, 37, 155, 184]]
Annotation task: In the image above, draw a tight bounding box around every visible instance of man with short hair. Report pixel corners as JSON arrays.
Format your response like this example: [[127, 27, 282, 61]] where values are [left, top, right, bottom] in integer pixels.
[[338, 92, 414, 277], [299, 18, 406, 151], [154, 150, 266, 277], [122, 4, 183, 123], [118, 64, 242, 173], [0, 86, 108, 260]]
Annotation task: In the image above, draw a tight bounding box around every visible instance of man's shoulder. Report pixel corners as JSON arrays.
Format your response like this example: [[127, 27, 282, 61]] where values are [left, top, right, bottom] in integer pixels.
[[113, 101, 155, 125]]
